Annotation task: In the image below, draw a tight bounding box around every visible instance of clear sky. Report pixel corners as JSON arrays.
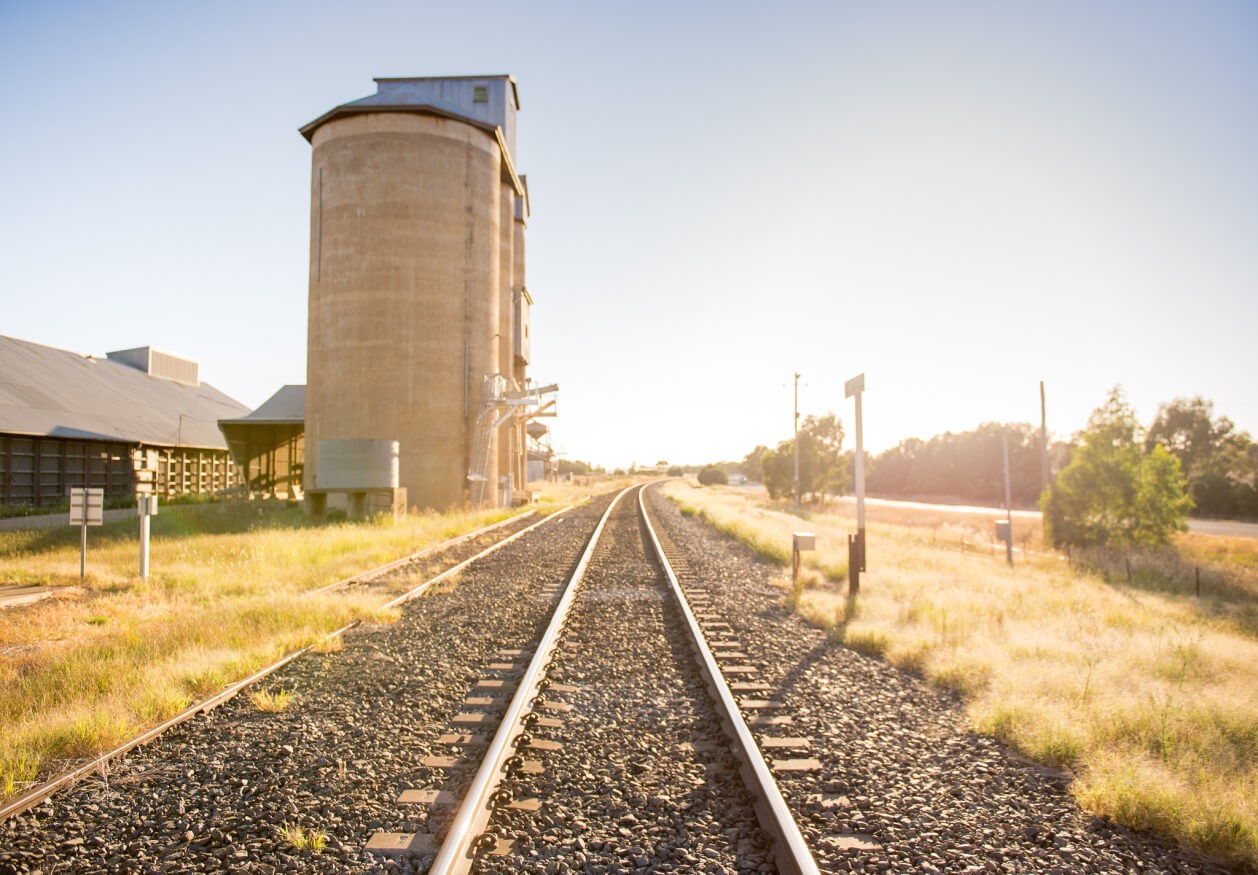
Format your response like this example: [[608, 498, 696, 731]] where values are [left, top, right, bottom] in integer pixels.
[[3, 1, 1255, 469]]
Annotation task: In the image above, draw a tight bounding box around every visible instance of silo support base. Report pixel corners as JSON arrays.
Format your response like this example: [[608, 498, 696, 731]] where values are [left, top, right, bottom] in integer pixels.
[[306, 487, 407, 520]]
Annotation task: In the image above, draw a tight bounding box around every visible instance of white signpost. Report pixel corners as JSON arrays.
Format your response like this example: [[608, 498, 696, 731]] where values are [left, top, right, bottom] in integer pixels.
[[137, 494, 159, 580], [68, 487, 104, 580]]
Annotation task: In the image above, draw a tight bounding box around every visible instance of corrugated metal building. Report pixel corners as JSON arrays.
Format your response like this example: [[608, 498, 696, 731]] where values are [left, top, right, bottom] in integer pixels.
[[218, 385, 305, 500], [0, 335, 249, 507]]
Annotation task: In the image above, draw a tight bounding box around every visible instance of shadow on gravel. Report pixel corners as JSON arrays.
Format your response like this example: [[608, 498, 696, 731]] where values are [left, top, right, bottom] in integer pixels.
[[771, 637, 835, 701]]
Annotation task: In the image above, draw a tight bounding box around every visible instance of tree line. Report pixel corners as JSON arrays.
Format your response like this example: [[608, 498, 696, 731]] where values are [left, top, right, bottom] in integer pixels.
[[734, 391, 1258, 547], [860, 394, 1257, 521]]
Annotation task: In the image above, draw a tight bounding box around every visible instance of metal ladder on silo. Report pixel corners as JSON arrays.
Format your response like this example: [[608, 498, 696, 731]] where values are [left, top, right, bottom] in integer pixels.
[[467, 375, 509, 507], [467, 408, 495, 506]]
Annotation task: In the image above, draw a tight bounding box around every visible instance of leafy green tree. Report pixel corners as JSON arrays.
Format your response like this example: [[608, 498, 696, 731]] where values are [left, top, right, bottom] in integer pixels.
[[697, 465, 728, 486], [741, 445, 769, 484], [798, 413, 848, 501], [756, 413, 848, 502], [1042, 388, 1193, 547], [760, 446, 793, 500], [1146, 397, 1256, 519], [667, 466, 684, 477]]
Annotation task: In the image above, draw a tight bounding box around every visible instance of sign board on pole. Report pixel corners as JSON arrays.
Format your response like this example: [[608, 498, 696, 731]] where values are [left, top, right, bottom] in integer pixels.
[[133, 468, 156, 494], [69, 487, 104, 580], [844, 373, 865, 398], [68, 488, 104, 526]]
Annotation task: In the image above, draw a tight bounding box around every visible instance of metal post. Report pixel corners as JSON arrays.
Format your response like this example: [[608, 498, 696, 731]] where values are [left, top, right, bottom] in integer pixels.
[[845, 374, 866, 593], [854, 391, 865, 537], [80, 522, 87, 581], [1040, 381, 1050, 492], [139, 512, 150, 580], [1002, 428, 1013, 566], [793, 372, 800, 511], [847, 533, 859, 595]]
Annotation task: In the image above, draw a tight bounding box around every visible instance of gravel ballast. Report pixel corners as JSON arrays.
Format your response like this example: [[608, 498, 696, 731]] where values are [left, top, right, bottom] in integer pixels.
[[481, 487, 770, 874]]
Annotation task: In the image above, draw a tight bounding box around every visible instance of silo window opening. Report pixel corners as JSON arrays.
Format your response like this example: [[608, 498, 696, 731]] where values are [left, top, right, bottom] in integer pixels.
[[473, 86, 488, 103]]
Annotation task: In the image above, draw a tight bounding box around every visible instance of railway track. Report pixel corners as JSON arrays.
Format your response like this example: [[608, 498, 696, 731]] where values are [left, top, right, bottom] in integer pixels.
[[376, 483, 819, 874], [0, 483, 1222, 874]]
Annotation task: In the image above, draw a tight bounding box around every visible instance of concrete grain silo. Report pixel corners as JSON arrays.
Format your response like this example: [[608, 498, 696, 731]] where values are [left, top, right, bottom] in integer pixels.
[[299, 76, 535, 511]]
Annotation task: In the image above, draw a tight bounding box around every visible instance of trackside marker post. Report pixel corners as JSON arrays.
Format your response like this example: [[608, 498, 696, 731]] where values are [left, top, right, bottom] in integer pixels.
[[137, 495, 159, 580], [792, 531, 815, 585], [845, 373, 866, 595], [68, 487, 104, 580]]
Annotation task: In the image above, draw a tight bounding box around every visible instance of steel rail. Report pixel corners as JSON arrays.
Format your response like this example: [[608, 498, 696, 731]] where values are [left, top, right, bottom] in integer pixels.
[[0, 619, 353, 824], [428, 485, 636, 874], [378, 509, 564, 612], [639, 483, 821, 875], [307, 509, 537, 597], [0, 503, 574, 825]]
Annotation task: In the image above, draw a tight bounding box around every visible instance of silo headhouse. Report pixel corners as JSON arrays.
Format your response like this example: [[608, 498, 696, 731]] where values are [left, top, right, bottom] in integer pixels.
[[299, 76, 552, 513]]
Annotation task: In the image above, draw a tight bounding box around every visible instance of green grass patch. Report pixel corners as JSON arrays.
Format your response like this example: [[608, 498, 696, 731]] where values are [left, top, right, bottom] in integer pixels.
[[278, 822, 329, 852], [250, 689, 292, 712]]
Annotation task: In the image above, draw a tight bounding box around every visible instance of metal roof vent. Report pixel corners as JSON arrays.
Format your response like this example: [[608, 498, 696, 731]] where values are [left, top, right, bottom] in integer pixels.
[[106, 346, 200, 386]]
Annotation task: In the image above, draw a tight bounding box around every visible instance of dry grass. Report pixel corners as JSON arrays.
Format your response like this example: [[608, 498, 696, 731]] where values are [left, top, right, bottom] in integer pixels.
[[664, 480, 1258, 870], [250, 689, 292, 712], [278, 821, 329, 852], [1178, 532, 1258, 570], [530, 475, 639, 509], [0, 500, 528, 802], [309, 634, 344, 654]]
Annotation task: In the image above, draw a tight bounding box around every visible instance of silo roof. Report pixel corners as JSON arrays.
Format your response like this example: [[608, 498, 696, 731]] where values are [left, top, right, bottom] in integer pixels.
[[0, 334, 249, 450], [299, 75, 525, 197]]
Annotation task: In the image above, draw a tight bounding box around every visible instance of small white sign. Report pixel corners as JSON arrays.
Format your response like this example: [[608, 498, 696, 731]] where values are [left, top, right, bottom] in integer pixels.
[[844, 373, 865, 398], [69, 488, 104, 526]]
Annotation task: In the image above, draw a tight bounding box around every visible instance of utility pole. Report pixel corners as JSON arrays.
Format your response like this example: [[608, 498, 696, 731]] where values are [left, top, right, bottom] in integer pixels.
[[1002, 428, 1014, 567], [1040, 381, 1050, 492], [793, 372, 801, 510]]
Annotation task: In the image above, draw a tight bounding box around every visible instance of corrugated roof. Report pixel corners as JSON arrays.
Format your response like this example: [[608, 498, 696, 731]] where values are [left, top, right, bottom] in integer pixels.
[[219, 385, 305, 425], [0, 335, 249, 449], [298, 75, 526, 199]]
